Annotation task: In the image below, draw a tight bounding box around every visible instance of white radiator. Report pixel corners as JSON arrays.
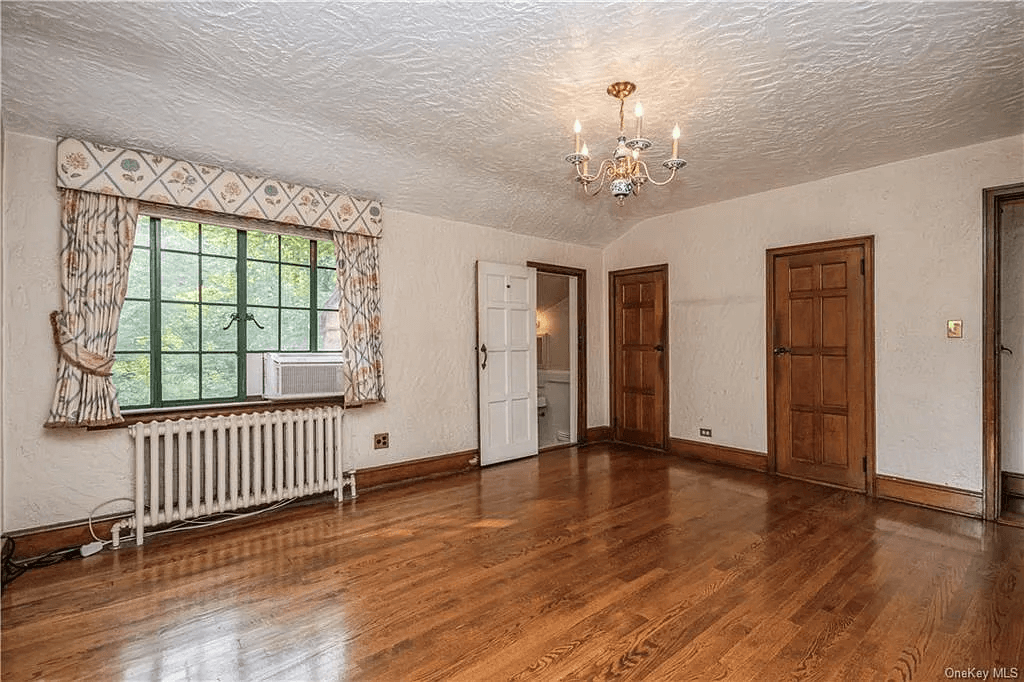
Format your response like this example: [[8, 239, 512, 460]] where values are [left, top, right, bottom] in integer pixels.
[[125, 406, 354, 546]]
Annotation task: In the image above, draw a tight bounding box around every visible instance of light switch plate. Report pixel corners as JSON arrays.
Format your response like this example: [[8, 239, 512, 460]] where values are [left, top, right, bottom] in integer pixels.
[[947, 320, 963, 338]]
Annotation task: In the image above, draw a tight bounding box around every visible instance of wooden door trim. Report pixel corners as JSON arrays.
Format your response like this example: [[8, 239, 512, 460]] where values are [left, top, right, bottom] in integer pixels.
[[983, 183, 1024, 521], [527, 261, 588, 445], [609, 264, 670, 450], [765, 236, 876, 495]]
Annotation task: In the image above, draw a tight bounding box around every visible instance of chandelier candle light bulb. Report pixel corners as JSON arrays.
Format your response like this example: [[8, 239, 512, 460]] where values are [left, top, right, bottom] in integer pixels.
[[565, 81, 687, 205]]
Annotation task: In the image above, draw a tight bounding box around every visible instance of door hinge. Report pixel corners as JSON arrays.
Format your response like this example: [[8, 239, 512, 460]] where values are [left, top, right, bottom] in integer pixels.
[[860, 258, 865, 275]]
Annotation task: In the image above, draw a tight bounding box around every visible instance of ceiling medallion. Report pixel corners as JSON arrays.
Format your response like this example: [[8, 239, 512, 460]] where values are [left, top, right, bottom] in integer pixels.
[[565, 81, 686, 206]]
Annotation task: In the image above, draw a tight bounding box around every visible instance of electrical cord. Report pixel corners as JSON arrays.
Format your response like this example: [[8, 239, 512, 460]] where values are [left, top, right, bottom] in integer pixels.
[[2, 496, 303, 590], [1, 536, 82, 591], [105, 496, 300, 545]]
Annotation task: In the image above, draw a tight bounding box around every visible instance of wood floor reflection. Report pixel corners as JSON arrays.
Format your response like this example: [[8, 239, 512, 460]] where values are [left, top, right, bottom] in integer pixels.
[[3, 443, 1023, 680]]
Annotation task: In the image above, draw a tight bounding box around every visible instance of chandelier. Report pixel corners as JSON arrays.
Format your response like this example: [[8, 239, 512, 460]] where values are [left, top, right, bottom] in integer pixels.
[[565, 81, 686, 206]]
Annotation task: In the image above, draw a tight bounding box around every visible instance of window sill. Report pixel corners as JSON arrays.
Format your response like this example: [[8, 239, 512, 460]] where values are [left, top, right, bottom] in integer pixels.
[[89, 396, 348, 431]]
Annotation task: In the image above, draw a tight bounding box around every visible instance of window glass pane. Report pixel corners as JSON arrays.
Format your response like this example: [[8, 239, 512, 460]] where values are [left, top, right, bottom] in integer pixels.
[[246, 307, 279, 351], [161, 219, 199, 252], [201, 255, 237, 303], [113, 354, 150, 407], [162, 354, 200, 402], [126, 253, 151, 301], [201, 224, 236, 257], [281, 264, 310, 308], [134, 216, 151, 247], [161, 302, 199, 351], [161, 252, 199, 302], [316, 240, 335, 268], [247, 260, 279, 306], [281, 236, 309, 265], [247, 231, 278, 261], [317, 267, 338, 309], [201, 304, 237, 351], [202, 354, 238, 400], [281, 309, 310, 351], [317, 309, 342, 351], [117, 300, 151, 352]]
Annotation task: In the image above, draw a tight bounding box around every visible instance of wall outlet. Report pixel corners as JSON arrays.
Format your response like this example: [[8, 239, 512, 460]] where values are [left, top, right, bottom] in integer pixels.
[[699, 428, 712, 438], [374, 432, 389, 449]]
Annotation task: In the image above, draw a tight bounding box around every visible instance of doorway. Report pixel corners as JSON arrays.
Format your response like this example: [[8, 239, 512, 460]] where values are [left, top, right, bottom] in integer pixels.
[[609, 265, 669, 450], [766, 237, 876, 492], [528, 262, 587, 449], [983, 182, 1024, 524]]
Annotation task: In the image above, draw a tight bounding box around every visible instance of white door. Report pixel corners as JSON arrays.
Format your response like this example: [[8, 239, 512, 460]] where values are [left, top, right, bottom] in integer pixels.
[[477, 261, 538, 466]]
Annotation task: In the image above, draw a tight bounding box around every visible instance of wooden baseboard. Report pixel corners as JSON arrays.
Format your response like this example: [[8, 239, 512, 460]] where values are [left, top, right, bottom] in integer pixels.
[[5, 515, 127, 561], [1002, 471, 1024, 515], [1003, 471, 1024, 498], [6, 449, 481, 561], [585, 426, 612, 443], [358, 449, 479, 491], [669, 438, 769, 473], [875, 475, 983, 518]]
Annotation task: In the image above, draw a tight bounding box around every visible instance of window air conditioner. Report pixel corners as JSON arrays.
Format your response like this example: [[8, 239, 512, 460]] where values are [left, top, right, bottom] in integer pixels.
[[262, 352, 346, 400]]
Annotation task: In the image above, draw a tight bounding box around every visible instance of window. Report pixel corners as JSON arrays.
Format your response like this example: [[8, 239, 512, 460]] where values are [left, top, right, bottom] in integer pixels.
[[113, 215, 340, 409]]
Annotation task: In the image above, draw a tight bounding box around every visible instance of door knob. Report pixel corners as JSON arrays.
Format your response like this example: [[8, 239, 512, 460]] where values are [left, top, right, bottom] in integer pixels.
[[1002, 345, 1013, 355], [774, 346, 792, 355], [654, 344, 664, 352]]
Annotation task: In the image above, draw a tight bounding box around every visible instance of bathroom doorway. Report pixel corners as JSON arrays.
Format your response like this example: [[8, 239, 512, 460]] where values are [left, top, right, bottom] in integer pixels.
[[529, 262, 587, 450]]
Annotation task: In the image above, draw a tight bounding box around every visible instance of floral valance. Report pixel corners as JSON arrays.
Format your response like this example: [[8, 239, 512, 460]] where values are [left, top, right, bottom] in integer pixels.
[[56, 138, 382, 237]]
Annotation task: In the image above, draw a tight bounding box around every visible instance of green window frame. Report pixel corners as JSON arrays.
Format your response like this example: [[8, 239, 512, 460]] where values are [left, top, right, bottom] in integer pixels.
[[113, 215, 340, 410]]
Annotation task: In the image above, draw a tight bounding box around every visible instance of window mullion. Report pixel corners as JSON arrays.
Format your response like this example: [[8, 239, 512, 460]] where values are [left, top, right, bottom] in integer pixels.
[[151, 217, 163, 408], [310, 241, 318, 351], [237, 230, 247, 399], [277, 236, 283, 351]]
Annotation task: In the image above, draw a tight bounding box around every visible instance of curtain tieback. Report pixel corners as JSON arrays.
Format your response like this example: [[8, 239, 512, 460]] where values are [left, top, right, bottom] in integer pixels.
[[49, 310, 115, 376]]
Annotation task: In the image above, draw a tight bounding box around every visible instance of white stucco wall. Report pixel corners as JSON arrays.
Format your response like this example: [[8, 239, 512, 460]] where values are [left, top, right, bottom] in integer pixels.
[[0, 131, 606, 531], [604, 135, 1024, 491]]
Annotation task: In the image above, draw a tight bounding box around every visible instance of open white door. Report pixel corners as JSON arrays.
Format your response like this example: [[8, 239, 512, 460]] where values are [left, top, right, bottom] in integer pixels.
[[477, 261, 538, 466]]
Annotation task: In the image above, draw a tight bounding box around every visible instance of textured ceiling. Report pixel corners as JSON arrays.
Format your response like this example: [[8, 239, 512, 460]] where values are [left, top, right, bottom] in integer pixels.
[[3, 2, 1023, 247]]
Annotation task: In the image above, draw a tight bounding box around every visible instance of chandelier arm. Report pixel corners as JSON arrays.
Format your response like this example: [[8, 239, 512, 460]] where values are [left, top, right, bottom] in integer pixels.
[[574, 158, 613, 184], [577, 159, 613, 186], [637, 160, 678, 187], [586, 166, 610, 196]]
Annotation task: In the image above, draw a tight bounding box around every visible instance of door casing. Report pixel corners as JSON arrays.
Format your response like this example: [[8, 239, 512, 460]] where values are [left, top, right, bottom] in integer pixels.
[[983, 183, 1024, 521], [527, 261, 588, 446], [766, 236, 876, 495]]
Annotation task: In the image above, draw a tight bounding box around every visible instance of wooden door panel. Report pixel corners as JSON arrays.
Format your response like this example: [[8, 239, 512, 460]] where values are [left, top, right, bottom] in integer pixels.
[[789, 298, 815, 347], [823, 414, 848, 465], [611, 267, 668, 449], [772, 244, 868, 491], [821, 356, 847, 407]]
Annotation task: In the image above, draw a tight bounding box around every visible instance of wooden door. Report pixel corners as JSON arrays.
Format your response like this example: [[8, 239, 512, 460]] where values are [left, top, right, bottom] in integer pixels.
[[610, 265, 668, 449], [769, 239, 873, 491], [477, 261, 538, 466]]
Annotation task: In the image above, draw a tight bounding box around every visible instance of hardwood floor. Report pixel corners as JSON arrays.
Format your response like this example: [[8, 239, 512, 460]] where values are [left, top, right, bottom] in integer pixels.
[[3, 443, 1023, 681]]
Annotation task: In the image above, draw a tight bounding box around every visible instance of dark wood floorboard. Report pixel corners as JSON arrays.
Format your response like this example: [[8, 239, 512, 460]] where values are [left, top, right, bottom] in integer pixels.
[[2, 443, 1023, 681]]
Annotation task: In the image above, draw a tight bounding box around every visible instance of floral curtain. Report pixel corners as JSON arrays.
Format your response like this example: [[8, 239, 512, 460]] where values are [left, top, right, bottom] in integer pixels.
[[334, 232, 385, 404], [46, 190, 138, 427]]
